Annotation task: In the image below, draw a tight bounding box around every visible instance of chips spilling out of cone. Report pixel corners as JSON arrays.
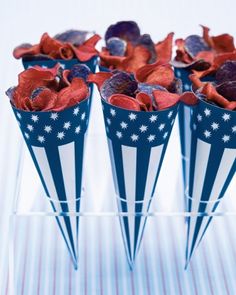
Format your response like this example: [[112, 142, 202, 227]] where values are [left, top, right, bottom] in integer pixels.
[[6, 64, 92, 268], [99, 20, 174, 72], [172, 25, 236, 78], [13, 30, 101, 63]]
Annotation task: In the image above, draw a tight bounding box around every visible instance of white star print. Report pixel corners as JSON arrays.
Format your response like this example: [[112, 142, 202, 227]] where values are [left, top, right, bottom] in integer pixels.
[[168, 111, 173, 118], [197, 114, 202, 122], [107, 118, 111, 125], [204, 108, 211, 117], [24, 132, 29, 139], [63, 122, 71, 130], [116, 131, 122, 139], [110, 109, 116, 116], [73, 107, 80, 116], [147, 134, 155, 142], [222, 135, 230, 143], [193, 124, 197, 130], [131, 134, 139, 142], [204, 130, 211, 138], [31, 114, 39, 122], [158, 123, 165, 131], [50, 113, 58, 120], [149, 114, 158, 123], [44, 125, 52, 133], [139, 125, 148, 133], [163, 132, 168, 139], [16, 112, 22, 120], [81, 112, 86, 120], [184, 84, 190, 90], [129, 113, 137, 121], [58, 63, 65, 69], [27, 124, 34, 132], [222, 113, 231, 122], [57, 132, 65, 140], [176, 71, 181, 78], [211, 122, 219, 131], [232, 126, 236, 133], [37, 135, 45, 143], [120, 121, 128, 129], [75, 126, 81, 134]]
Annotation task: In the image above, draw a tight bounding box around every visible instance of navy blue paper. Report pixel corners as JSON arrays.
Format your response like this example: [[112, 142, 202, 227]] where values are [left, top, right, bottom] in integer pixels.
[[12, 96, 90, 268], [101, 98, 179, 267], [186, 98, 236, 263]]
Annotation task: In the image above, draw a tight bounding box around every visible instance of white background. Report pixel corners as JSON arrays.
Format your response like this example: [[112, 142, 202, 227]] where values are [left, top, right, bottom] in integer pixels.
[[0, 0, 236, 292]]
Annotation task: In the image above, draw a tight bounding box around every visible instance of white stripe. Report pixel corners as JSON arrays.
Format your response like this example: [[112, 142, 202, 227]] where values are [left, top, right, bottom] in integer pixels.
[[58, 142, 76, 201], [32, 146, 58, 200], [188, 139, 211, 257], [183, 105, 191, 187], [194, 148, 236, 248], [144, 145, 164, 199], [121, 145, 137, 261]]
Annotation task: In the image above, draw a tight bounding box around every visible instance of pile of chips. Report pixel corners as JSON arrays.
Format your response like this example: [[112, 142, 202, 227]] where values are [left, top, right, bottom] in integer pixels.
[[13, 30, 101, 62], [6, 64, 91, 111], [190, 60, 236, 110], [90, 67, 196, 111], [173, 26, 236, 78], [99, 21, 173, 73]]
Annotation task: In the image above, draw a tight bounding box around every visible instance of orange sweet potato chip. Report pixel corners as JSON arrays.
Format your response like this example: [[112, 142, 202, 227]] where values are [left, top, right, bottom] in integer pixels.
[[109, 94, 141, 111]]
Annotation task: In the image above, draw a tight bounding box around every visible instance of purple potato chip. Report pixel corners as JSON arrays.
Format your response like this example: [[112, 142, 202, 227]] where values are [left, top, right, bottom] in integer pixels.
[[5, 86, 16, 101], [54, 30, 91, 46], [106, 37, 127, 56], [216, 81, 236, 101], [30, 86, 47, 100], [136, 34, 157, 63], [105, 21, 140, 43], [215, 61, 236, 84], [138, 83, 167, 95], [100, 72, 138, 100], [168, 78, 183, 94], [171, 59, 211, 71], [67, 64, 91, 82], [184, 35, 211, 58]]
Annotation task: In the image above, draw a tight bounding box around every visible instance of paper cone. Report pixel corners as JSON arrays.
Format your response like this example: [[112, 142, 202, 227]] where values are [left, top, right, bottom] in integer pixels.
[[186, 98, 236, 264], [101, 98, 179, 267], [12, 96, 90, 268]]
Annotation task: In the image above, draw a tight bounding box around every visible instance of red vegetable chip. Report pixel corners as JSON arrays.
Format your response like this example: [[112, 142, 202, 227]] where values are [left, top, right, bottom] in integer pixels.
[[201, 82, 231, 108], [55, 78, 89, 111], [108, 94, 141, 111], [122, 45, 151, 73], [87, 72, 113, 90], [155, 32, 174, 63], [179, 92, 198, 105], [136, 92, 153, 111], [40, 33, 63, 58], [13, 43, 41, 59], [175, 38, 193, 64], [59, 44, 74, 60], [73, 34, 101, 62], [99, 48, 126, 68], [30, 88, 58, 111], [153, 90, 180, 110], [135, 63, 174, 88]]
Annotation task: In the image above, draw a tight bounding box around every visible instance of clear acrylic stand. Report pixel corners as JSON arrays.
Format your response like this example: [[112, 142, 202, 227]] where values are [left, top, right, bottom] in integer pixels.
[[8, 130, 236, 294]]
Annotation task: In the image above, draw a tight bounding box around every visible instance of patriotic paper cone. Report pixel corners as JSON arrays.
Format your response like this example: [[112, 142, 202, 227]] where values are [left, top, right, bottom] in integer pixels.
[[101, 98, 179, 268], [12, 96, 90, 269], [186, 98, 236, 264]]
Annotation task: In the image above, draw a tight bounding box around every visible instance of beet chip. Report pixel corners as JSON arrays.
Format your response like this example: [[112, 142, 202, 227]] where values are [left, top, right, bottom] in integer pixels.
[[109, 94, 141, 111]]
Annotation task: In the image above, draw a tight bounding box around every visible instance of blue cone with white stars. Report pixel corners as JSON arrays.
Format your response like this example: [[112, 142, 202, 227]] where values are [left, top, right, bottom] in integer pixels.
[[12, 97, 90, 269], [186, 98, 236, 265], [101, 98, 179, 268]]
